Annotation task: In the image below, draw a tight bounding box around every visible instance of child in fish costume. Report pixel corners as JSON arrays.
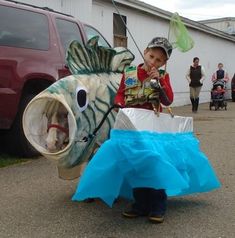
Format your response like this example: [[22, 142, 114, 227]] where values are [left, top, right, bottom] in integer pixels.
[[72, 37, 221, 223], [22, 11, 221, 223]]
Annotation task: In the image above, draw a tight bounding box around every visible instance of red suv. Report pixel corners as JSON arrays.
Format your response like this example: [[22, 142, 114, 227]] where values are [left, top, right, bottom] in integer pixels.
[[0, 0, 110, 156]]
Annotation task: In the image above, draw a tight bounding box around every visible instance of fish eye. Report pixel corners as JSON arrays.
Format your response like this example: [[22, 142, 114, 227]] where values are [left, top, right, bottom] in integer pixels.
[[76, 86, 88, 112]]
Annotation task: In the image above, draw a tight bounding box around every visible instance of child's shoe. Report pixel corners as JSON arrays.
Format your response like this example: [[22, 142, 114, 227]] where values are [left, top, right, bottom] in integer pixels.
[[122, 209, 140, 218], [122, 208, 147, 218], [148, 213, 164, 223]]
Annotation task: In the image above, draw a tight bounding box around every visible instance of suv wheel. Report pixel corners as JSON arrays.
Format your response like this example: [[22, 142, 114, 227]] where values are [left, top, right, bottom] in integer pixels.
[[4, 94, 40, 158]]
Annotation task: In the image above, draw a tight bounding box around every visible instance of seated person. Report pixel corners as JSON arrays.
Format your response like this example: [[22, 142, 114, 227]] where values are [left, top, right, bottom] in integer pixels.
[[212, 85, 225, 99]]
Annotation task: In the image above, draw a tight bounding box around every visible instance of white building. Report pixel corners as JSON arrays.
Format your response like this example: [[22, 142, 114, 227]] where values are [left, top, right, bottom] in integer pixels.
[[199, 17, 235, 36], [16, 0, 235, 106]]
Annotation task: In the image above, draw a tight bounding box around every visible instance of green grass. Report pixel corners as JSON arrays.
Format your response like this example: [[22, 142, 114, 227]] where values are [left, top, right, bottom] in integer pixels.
[[0, 154, 29, 168]]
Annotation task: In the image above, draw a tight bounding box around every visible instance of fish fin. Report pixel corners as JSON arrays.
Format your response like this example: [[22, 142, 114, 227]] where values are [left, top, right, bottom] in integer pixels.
[[66, 36, 135, 75]]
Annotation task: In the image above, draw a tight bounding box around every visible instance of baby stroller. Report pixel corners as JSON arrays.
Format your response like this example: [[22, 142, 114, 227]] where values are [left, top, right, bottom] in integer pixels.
[[209, 80, 227, 110]]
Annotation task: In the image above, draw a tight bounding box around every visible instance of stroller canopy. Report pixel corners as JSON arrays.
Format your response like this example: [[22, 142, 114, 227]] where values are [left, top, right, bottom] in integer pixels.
[[213, 80, 225, 89]]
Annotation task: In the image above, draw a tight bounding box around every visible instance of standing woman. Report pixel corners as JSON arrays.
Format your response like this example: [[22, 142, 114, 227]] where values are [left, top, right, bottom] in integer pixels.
[[186, 57, 206, 113]]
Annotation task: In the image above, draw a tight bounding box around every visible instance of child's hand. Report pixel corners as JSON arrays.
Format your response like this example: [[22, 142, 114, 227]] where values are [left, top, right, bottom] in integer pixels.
[[148, 67, 160, 79], [114, 103, 123, 112]]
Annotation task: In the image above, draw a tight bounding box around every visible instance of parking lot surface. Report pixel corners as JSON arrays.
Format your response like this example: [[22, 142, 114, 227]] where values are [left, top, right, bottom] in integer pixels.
[[0, 102, 234, 238]]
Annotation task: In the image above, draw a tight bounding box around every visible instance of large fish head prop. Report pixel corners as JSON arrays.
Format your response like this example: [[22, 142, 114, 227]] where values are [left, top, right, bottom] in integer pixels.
[[23, 36, 135, 170]]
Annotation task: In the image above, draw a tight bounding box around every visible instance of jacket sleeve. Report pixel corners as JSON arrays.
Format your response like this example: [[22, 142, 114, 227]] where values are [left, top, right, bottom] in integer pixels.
[[200, 66, 206, 82], [224, 71, 230, 82], [212, 72, 217, 82], [159, 73, 174, 106], [186, 67, 191, 83], [114, 74, 126, 106]]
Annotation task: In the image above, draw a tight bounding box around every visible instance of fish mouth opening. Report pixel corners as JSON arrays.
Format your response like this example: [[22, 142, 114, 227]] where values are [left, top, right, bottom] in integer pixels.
[[23, 94, 77, 159]]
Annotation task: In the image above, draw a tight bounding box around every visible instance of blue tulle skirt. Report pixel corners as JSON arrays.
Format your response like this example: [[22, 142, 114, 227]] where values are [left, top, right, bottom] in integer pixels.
[[72, 129, 221, 207]]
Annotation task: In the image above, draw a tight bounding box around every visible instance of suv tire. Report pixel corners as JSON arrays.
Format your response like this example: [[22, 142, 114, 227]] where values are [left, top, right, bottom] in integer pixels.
[[4, 94, 39, 157]]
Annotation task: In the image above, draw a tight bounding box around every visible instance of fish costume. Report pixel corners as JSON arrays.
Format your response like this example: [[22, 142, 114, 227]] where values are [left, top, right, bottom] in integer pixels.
[[23, 36, 135, 178], [72, 13, 221, 206]]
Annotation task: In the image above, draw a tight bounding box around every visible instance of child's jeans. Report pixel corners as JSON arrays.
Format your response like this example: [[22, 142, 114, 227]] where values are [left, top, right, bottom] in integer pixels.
[[132, 188, 167, 216]]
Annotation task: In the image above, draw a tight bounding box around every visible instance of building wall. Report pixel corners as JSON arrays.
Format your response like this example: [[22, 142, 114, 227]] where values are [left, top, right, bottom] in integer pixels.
[[16, 0, 235, 106], [92, 1, 235, 106], [16, 0, 92, 23], [201, 20, 235, 35]]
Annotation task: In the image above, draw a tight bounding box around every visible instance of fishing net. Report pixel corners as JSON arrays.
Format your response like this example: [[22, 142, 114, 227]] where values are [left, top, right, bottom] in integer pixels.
[[23, 92, 77, 160], [23, 92, 84, 180], [168, 13, 194, 52]]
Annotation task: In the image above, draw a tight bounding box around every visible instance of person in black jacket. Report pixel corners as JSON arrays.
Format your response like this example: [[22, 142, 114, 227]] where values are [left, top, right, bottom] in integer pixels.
[[186, 57, 206, 112]]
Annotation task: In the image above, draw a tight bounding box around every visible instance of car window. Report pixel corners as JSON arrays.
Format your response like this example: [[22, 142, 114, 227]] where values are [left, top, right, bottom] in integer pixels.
[[84, 25, 111, 47], [56, 18, 83, 53], [0, 5, 49, 50]]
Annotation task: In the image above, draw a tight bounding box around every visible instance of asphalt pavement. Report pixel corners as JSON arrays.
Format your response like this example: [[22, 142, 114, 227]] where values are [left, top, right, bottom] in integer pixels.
[[0, 102, 235, 238]]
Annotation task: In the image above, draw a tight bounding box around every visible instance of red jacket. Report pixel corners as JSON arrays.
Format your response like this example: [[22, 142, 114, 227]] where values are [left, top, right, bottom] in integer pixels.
[[114, 64, 174, 111]]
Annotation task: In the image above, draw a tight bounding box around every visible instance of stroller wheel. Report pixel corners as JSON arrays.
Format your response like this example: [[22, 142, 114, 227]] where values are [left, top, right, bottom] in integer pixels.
[[224, 101, 227, 110]]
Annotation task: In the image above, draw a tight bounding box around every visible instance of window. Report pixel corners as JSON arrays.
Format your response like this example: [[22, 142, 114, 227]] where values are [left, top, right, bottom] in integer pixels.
[[113, 13, 127, 47], [84, 25, 110, 47], [0, 5, 49, 50], [56, 19, 83, 52]]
